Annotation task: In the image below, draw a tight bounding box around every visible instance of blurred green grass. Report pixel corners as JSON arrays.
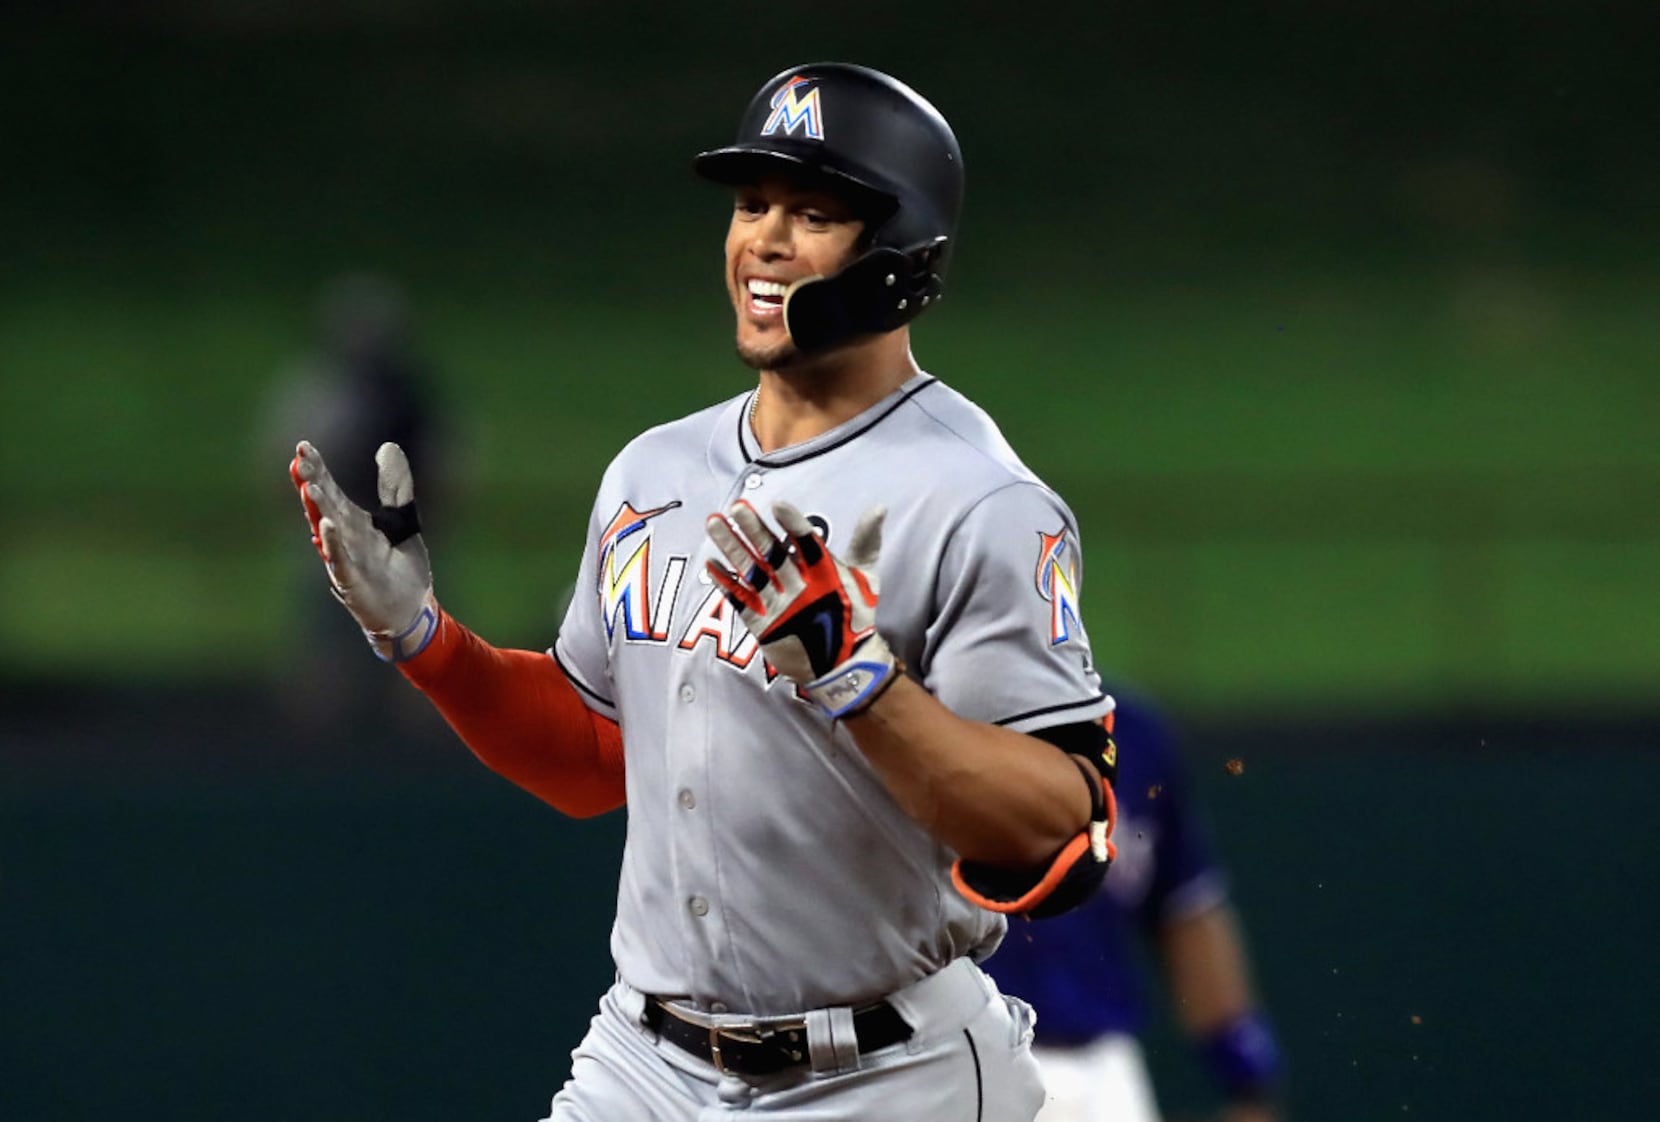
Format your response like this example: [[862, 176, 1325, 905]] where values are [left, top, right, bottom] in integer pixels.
[[5, 261, 1654, 715]]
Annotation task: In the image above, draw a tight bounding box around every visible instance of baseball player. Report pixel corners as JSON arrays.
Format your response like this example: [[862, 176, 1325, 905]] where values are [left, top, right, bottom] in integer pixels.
[[288, 63, 1119, 1121], [985, 691, 1285, 1122]]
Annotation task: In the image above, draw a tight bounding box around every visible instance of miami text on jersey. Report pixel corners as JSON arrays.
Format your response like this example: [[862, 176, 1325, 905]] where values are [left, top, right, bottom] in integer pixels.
[[1035, 528, 1084, 646], [596, 498, 781, 682]]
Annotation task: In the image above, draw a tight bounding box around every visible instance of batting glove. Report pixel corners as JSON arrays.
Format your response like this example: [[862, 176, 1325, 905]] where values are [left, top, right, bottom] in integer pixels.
[[705, 500, 899, 719], [289, 439, 439, 663]]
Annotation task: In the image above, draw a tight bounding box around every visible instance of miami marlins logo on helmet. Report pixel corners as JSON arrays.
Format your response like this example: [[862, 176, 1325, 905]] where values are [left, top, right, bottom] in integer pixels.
[[761, 76, 826, 140], [1035, 528, 1085, 646]]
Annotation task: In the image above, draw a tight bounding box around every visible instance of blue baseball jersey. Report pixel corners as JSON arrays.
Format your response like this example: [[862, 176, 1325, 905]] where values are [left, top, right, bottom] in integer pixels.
[[982, 691, 1228, 1042]]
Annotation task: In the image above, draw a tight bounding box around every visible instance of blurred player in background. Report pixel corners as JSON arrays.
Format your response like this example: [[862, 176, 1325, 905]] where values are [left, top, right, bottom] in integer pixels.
[[984, 689, 1285, 1122]]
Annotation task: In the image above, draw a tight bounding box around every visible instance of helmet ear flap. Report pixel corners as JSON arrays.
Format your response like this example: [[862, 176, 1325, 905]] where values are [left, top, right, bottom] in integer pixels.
[[782, 237, 948, 354]]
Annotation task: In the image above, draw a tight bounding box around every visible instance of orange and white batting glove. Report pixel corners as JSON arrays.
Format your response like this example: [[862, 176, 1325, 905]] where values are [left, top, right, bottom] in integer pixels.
[[705, 500, 899, 719], [289, 439, 438, 663]]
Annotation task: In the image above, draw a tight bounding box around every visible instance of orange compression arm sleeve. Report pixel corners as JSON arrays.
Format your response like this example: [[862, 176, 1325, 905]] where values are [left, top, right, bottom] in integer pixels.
[[397, 609, 625, 818]]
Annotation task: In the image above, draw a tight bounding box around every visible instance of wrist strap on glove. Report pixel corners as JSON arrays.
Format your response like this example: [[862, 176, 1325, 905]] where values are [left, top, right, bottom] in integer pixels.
[[804, 646, 901, 719], [364, 590, 441, 663]]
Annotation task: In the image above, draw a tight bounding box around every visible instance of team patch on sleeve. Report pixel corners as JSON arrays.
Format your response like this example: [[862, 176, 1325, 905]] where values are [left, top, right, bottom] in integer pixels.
[[1034, 528, 1085, 646]]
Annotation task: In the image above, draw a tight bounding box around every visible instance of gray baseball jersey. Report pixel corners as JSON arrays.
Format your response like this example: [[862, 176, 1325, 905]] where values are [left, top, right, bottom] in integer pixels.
[[554, 371, 1113, 1017]]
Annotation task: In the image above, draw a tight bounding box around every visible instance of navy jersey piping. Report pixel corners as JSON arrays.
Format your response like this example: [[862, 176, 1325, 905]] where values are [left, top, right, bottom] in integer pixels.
[[734, 390, 756, 460], [553, 645, 615, 708], [993, 694, 1109, 728], [736, 376, 940, 465]]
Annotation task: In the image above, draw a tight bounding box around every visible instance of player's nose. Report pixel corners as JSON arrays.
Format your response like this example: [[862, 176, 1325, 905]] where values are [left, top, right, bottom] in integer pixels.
[[747, 206, 794, 260]]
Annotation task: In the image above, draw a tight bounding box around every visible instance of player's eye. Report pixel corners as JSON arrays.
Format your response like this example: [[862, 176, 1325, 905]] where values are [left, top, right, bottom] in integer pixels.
[[801, 211, 834, 229], [734, 196, 768, 218]]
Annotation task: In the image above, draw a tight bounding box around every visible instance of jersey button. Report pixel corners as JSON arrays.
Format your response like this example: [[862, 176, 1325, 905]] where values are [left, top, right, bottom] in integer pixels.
[[677, 788, 696, 810], [744, 474, 763, 491], [689, 896, 709, 917], [679, 684, 696, 703]]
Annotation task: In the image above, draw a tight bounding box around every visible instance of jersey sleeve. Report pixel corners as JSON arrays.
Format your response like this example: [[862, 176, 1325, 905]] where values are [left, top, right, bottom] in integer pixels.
[[919, 481, 1113, 732], [552, 490, 619, 720]]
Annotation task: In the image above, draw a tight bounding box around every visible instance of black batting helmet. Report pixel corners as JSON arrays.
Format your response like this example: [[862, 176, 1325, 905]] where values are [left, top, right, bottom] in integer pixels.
[[695, 62, 964, 353]]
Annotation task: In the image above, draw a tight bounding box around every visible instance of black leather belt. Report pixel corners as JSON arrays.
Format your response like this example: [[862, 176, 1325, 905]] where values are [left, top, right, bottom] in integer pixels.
[[642, 996, 912, 1076]]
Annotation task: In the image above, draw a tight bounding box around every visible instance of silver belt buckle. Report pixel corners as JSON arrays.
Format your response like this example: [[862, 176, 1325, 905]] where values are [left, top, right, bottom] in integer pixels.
[[708, 1021, 766, 1076], [708, 1017, 806, 1075]]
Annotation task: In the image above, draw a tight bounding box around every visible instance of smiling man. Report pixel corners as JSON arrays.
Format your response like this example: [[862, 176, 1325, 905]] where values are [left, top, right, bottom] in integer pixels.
[[727, 180, 861, 369], [288, 63, 1120, 1121]]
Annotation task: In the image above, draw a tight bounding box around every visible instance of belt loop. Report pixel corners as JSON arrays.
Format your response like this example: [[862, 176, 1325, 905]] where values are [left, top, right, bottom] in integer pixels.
[[617, 980, 648, 1030], [805, 1006, 861, 1074]]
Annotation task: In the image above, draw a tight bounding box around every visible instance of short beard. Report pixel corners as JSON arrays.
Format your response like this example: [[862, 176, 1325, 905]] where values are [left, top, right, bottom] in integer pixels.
[[736, 337, 802, 372]]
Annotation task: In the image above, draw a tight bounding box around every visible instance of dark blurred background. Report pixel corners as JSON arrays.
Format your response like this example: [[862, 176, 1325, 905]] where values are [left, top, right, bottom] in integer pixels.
[[3, 2, 1656, 1119]]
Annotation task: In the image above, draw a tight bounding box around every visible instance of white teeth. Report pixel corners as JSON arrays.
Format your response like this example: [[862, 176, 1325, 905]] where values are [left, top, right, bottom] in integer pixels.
[[746, 279, 787, 298]]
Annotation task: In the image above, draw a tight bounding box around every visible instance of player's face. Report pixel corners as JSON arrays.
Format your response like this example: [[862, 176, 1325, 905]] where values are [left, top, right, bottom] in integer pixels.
[[726, 179, 864, 371]]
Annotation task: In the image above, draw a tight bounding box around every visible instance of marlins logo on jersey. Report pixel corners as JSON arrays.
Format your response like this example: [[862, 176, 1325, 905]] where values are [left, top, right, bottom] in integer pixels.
[[761, 76, 826, 140], [596, 500, 683, 642], [1035, 528, 1085, 646]]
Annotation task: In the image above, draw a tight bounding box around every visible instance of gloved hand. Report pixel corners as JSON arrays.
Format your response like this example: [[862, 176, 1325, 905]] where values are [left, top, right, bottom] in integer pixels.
[[705, 500, 898, 719], [289, 439, 438, 663]]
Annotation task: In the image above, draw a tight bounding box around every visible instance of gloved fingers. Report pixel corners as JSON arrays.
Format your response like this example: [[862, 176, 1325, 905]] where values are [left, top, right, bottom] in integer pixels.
[[375, 441, 415, 508], [290, 441, 351, 513], [289, 448, 311, 497], [292, 442, 356, 523], [707, 504, 787, 590], [706, 511, 763, 574], [317, 516, 355, 589], [295, 482, 326, 556], [845, 505, 887, 571], [313, 468, 382, 553], [370, 442, 426, 545], [292, 443, 370, 564], [291, 443, 326, 540], [771, 501, 815, 540], [705, 560, 766, 617], [771, 501, 825, 565], [728, 501, 788, 569], [290, 439, 324, 489]]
